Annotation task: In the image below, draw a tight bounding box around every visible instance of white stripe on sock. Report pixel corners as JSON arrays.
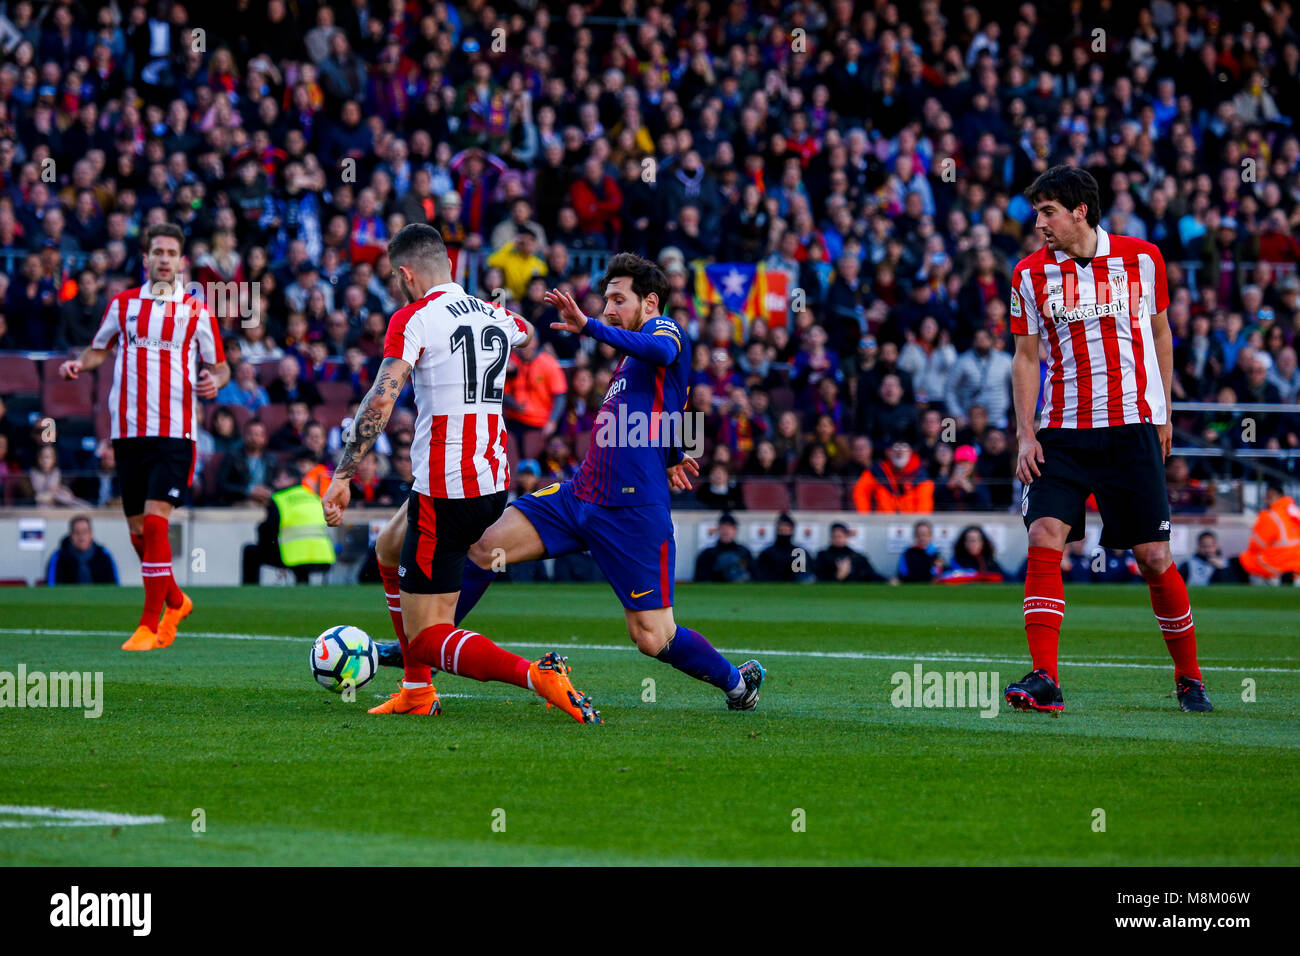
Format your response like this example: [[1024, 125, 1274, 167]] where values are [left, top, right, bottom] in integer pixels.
[[451, 632, 472, 673]]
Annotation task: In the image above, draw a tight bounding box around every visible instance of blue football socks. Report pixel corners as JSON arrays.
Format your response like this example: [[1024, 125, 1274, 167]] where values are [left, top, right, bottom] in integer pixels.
[[454, 559, 496, 625], [656, 626, 744, 695]]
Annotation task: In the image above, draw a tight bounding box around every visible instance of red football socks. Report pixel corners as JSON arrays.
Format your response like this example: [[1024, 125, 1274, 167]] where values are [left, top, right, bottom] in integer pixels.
[[408, 624, 531, 688], [139, 515, 178, 628], [378, 563, 429, 685], [1145, 563, 1201, 681], [1023, 546, 1065, 683]]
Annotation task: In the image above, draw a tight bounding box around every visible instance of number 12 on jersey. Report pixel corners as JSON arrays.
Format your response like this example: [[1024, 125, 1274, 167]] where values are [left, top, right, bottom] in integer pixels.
[[449, 324, 509, 404]]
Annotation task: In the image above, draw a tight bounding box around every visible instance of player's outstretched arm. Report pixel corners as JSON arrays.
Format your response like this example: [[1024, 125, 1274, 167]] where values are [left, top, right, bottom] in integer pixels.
[[544, 288, 681, 366], [1011, 333, 1044, 484], [59, 345, 113, 380], [323, 356, 412, 525]]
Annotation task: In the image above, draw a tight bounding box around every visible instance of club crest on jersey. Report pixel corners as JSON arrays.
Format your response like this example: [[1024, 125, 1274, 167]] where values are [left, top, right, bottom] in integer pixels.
[[1109, 273, 1128, 301]]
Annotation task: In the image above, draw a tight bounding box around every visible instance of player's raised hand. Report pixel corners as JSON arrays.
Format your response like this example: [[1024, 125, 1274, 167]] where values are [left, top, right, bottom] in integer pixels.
[[321, 477, 351, 527], [667, 455, 699, 492], [58, 359, 82, 380], [195, 368, 218, 399], [1016, 434, 1045, 485], [544, 289, 588, 334]]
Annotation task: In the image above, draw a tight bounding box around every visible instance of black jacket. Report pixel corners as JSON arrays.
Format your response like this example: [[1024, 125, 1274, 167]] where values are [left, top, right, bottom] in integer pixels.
[[694, 541, 755, 583], [814, 545, 885, 583], [47, 536, 118, 585], [758, 534, 814, 582]]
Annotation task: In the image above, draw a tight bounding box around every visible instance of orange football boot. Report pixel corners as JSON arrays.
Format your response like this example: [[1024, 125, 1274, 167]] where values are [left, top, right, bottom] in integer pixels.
[[121, 625, 158, 651], [368, 684, 442, 715], [528, 652, 602, 723], [154, 592, 193, 648]]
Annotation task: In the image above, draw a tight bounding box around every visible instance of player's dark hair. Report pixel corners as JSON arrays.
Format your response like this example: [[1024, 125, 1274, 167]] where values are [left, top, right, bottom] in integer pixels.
[[1024, 165, 1101, 228], [600, 252, 669, 312], [142, 222, 184, 251], [387, 223, 449, 270]]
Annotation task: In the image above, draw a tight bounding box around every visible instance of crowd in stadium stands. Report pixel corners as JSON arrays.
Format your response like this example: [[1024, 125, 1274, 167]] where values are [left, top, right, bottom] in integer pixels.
[[0, 0, 1298, 524]]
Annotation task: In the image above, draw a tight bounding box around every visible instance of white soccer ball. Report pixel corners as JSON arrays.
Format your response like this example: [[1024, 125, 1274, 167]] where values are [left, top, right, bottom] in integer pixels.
[[310, 625, 377, 693]]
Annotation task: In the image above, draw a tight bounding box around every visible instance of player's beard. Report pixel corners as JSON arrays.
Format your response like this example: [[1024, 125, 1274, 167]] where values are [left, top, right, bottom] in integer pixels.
[[400, 273, 419, 305], [147, 268, 178, 297]]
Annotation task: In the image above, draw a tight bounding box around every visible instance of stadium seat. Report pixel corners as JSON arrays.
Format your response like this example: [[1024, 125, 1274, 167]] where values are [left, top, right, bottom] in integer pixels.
[[0, 356, 41, 395], [200, 452, 225, 503], [255, 361, 281, 387], [314, 403, 349, 432], [41, 372, 95, 419], [316, 381, 354, 406], [258, 403, 289, 434], [95, 364, 114, 401], [574, 430, 592, 460], [505, 430, 519, 476], [94, 405, 111, 440], [742, 479, 791, 512], [522, 429, 546, 460], [794, 479, 846, 511]]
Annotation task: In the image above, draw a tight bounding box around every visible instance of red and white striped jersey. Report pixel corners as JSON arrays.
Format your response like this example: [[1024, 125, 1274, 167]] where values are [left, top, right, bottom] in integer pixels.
[[383, 282, 530, 499], [1010, 227, 1170, 429], [91, 283, 225, 442]]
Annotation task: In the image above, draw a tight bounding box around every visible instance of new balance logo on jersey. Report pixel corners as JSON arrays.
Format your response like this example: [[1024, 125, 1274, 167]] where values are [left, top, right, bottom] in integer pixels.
[[1159, 520, 1171, 531], [167, 487, 181, 498]]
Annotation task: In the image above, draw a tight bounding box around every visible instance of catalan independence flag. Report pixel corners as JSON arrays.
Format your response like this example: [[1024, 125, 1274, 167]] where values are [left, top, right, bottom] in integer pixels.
[[693, 263, 790, 343]]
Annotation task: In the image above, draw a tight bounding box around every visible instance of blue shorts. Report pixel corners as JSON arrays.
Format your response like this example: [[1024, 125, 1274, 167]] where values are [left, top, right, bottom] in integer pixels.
[[510, 480, 675, 611]]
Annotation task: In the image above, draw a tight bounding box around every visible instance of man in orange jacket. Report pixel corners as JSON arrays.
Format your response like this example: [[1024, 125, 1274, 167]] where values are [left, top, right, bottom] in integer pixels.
[[1239, 482, 1300, 579], [868, 441, 935, 513]]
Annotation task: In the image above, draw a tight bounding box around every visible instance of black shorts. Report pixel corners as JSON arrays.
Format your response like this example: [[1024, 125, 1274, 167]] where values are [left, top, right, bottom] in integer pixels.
[[1022, 424, 1171, 550], [114, 437, 195, 517], [399, 489, 508, 594]]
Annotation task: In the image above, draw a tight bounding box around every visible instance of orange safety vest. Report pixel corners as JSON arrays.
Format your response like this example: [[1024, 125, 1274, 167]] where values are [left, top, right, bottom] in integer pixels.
[[1240, 495, 1300, 578], [301, 464, 331, 498]]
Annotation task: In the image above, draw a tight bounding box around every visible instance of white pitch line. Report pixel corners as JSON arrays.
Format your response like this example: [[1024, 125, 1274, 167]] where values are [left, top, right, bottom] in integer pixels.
[[0, 627, 1296, 675], [0, 805, 165, 829]]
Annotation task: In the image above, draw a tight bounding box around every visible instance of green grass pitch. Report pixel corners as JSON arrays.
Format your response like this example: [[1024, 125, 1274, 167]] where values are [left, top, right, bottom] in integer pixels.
[[0, 583, 1296, 866]]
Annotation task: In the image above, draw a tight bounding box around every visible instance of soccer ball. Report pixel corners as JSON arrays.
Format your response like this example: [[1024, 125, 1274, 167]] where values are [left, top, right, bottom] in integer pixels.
[[310, 625, 377, 693]]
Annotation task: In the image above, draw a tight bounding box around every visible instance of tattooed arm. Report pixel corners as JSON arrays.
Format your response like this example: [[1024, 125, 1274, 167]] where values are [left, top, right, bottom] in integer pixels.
[[322, 357, 412, 526]]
